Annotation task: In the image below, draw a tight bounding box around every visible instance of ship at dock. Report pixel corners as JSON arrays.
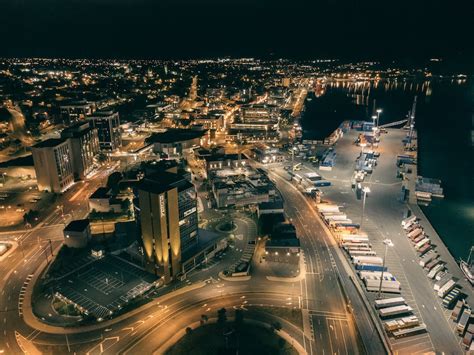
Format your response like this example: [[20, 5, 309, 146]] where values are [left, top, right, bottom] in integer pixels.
[[460, 246, 474, 286]]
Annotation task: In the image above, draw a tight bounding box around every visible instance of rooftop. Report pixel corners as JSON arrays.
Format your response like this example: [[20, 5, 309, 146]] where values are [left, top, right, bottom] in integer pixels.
[[146, 128, 206, 144], [64, 219, 90, 232], [33, 138, 67, 149]]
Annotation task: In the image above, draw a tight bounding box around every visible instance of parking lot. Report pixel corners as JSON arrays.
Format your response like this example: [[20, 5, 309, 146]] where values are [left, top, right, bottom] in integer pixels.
[[54, 255, 159, 320]]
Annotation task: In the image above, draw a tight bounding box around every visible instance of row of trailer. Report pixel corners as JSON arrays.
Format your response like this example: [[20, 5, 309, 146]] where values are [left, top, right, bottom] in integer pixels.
[[317, 203, 430, 341], [402, 214, 473, 349], [374, 297, 426, 338], [317, 203, 402, 295]]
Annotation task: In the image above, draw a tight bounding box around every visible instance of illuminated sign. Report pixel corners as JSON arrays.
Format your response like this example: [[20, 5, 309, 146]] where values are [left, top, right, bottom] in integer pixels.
[[159, 194, 166, 218], [183, 207, 196, 217]]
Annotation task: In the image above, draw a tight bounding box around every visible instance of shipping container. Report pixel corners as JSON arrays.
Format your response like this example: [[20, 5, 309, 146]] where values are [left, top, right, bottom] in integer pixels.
[[353, 256, 384, 266], [384, 316, 419, 332], [355, 264, 387, 272], [407, 227, 423, 239], [415, 238, 430, 250]]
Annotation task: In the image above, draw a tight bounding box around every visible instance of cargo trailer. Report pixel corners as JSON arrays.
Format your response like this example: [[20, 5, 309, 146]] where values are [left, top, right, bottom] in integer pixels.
[[457, 308, 472, 335], [415, 238, 430, 250], [384, 316, 419, 332], [392, 324, 427, 338], [402, 215, 417, 229], [417, 244, 433, 256], [355, 264, 387, 272], [315, 204, 340, 213], [419, 251, 438, 267], [349, 250, 377, 257], [407, 227, 423, 239], [353, 256, 384, 266], [438, 279, 456, 298], [434, 274, 452, 291], [427, 264, 444, 279], [375, 297, 406, 309], [379, 305, 413, 318], [451, 301, 465, 322]]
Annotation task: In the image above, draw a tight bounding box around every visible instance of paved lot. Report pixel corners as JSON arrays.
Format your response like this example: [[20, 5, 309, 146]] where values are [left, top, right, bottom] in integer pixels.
[[54, 255, 158, 320], [288, 128, 465, 353]]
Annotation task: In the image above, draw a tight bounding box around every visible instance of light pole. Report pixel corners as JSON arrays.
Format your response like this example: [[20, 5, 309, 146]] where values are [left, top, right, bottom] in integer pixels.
[[360, 186, 370, 230], [376, 108, 382, 128], [378, 238, 394, 299]]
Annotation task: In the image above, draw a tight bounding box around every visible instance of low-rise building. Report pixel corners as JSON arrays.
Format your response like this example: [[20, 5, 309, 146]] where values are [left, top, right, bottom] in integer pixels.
[[147, 129, 206, 157], [63, 219, 91, 248], [88, 187, 122, 213]]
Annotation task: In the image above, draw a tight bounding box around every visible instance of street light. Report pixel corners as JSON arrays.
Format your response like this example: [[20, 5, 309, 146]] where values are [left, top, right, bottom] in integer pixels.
[[360, 186, 370, 230], [378, 238, 394, 299], [376, 108, 382, 127]]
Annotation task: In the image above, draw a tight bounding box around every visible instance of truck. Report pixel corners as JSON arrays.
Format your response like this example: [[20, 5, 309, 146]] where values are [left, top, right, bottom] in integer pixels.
[[375, 297, 406, 309], [419, 251, 438, 267], [457, 308, 472, 335], [379, 305, 413, 318], [438, 279, 456, 298]]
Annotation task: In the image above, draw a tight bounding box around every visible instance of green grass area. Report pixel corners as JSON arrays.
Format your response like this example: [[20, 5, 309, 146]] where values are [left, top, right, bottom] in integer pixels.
[[52, 298, 82, 317], [166, 322, 297, 355]]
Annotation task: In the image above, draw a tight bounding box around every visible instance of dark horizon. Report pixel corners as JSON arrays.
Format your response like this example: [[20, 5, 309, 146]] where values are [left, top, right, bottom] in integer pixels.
[[1, 0, 473, 70]]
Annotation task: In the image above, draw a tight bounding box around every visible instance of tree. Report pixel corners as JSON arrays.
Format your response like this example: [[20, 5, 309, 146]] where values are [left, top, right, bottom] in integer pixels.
[[234, 309, 244, 328], [217, 307, 227, 327]]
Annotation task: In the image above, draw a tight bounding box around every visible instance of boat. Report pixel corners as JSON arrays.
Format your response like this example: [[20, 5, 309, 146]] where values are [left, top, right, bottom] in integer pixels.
[[460, 246, 474, 286]]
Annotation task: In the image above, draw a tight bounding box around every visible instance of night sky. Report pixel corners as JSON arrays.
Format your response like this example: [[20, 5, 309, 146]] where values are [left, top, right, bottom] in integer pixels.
[[1, 0, 472, 64]]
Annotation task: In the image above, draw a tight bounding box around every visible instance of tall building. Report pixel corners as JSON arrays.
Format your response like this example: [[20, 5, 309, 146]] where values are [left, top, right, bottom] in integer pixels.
[[61, 122, 99, 180], [138, 172, 198, 282], [31, 138, 74, 193], [88, 110, 121, 150]]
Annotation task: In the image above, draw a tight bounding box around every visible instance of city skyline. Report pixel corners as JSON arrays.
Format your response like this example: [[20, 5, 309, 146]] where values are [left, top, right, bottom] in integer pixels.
[[1, 0, 473, 69]]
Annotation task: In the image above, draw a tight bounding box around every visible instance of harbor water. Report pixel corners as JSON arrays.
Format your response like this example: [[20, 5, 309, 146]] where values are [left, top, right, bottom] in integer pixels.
[[301, 79, 474, 261]]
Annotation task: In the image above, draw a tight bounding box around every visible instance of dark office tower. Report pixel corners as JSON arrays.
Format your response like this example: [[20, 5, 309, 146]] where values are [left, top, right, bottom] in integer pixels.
[[138, 172, 198, 283], [61, 122, 99, 180], [88, 110, 122, 150]]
